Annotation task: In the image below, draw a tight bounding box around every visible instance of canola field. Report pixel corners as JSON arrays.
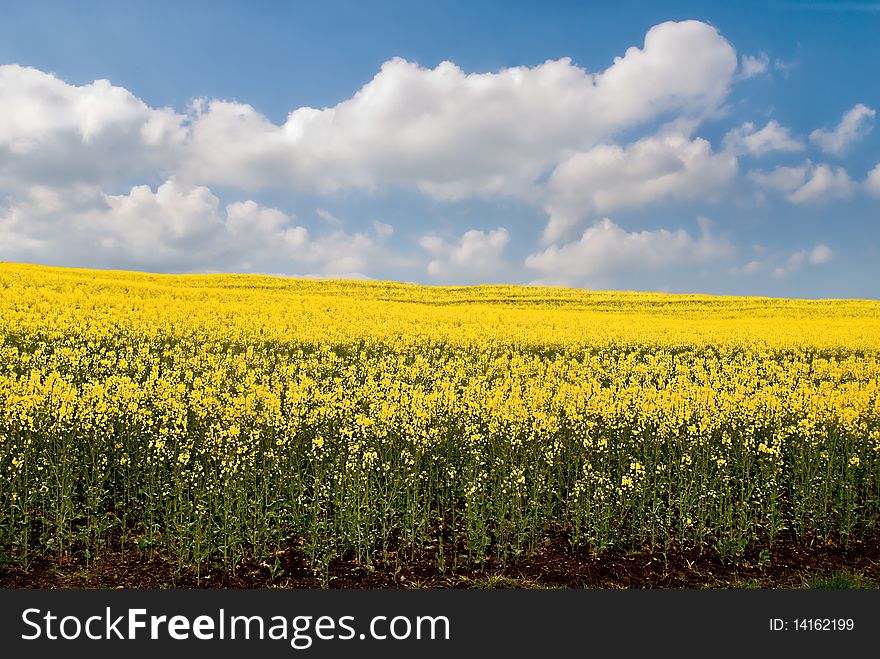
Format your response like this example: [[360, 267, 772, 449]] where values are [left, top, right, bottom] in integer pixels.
[[1, 263, 879, 577]]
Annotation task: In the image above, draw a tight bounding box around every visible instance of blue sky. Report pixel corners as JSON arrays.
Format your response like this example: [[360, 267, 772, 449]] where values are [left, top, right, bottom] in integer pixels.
[[1, 1, 878, 298]]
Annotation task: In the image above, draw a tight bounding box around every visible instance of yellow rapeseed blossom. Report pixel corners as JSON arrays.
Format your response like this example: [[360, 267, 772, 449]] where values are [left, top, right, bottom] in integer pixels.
[[0, 262, 878, 571]]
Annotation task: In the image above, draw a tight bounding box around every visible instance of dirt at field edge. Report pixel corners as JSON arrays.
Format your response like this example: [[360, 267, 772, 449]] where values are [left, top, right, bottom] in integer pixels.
[[3, 534, 879, 589]]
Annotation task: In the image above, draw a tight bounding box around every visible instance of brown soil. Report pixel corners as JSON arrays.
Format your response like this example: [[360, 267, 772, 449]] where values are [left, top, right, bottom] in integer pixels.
[[2, 532, 879, 589]]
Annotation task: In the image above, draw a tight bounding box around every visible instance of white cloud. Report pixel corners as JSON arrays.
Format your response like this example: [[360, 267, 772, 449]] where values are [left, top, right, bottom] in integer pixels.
[[295, 230, 379, 277], [740, 53, 769, 79], [748, 161, 854, 204], [419, 228, 510, 281], [865, 163, 880, 195], [179, 20, 737, 201], [542, 133, 737, 243], [809, 103, 876, 155], [732, 260, 763, 276], [371, 220, 394, 239], [723, 120, 804, 156], [315, 208, 344, 227], [0, 20, 743, 279], [808, 244, 834, 264], [747, 164, 808, 193], [0, 179, 385, 276], [732, 244, 834, 278], [99, 180, 228, 263], [0, 64, 186, 187], [12, 21, 855, 288], [773, 244, 834, 278], [787, 164, 855, 204], [526, 217, 733, 282]]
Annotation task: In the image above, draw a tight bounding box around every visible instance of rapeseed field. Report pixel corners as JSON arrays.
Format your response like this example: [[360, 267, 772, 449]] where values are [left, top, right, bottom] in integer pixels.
[[1, 263, 878, 579]]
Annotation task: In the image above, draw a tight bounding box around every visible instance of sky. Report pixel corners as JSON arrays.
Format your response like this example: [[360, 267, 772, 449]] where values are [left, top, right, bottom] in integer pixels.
[[1, 1, 878, 298]]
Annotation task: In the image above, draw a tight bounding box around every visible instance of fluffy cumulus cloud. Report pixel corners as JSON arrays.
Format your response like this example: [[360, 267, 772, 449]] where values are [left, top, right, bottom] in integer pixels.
[[525, 217, 733, 284], [0, 179, 389, 276], [419, 228, 510, 282], [1, 19, 863, 288], [787, 165, 855, 204], [723, 120, 804, 156], [542, 133, 737, 243], [747, 164, 808, 194], [179, 19, 737, 205], [809, 103, 876, 155], [0, 18, 751, 284], [748, 161, 855, 204], [0, 64, 185, 188], [865, 164, 880, 196]]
